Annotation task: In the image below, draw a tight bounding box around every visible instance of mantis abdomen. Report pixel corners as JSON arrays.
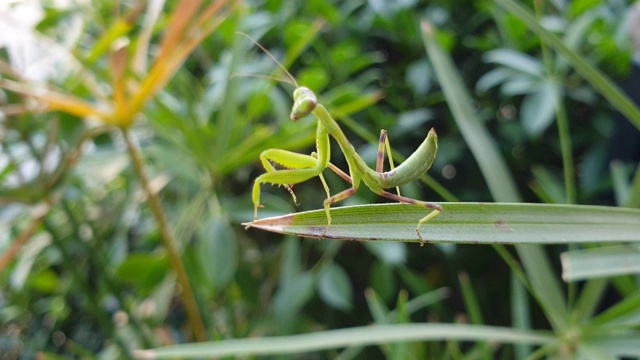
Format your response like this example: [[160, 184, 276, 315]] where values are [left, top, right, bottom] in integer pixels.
[[376, 128, 437, 189]]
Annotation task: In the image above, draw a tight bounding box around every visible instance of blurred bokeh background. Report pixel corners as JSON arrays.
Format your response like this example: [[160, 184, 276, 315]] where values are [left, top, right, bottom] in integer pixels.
[[1, 0, 639, 358]]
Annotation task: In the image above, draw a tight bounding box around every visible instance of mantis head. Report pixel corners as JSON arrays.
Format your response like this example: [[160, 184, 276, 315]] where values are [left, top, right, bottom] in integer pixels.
[[290, 87, 317, 121]]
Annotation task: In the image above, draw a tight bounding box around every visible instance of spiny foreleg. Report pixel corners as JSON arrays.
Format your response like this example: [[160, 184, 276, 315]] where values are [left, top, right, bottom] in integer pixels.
[[253, 149, 323, 219]]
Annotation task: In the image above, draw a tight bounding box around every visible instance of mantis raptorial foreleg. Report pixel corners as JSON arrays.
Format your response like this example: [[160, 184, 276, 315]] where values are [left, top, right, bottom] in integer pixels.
[[243, 33, 442, 244], [258, 148, 320, 205], [252, 116, 332, 219]]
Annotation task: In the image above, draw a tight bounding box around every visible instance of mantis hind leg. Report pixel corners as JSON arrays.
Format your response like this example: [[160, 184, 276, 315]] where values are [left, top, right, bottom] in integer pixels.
[[374, 130, 440, 244], [378, 190, 442, 246], [376, 129, 401, 196]]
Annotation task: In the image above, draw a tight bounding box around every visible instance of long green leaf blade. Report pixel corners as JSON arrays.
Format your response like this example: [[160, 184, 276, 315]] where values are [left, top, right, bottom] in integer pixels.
[[134, 323, 554, 359], [421, 21, 521, 203], [244, 203, 640, 244], [561, 246, 640, 281]]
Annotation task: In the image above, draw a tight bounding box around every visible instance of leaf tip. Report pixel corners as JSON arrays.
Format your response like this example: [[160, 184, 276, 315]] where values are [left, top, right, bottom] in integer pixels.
[[132, 350, 156, 359], [421, 20, 434, 35], [242, 213, 295, 234]]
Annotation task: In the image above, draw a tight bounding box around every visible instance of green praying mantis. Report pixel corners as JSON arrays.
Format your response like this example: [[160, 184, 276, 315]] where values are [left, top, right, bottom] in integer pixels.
[[245, 35, 442, 244]]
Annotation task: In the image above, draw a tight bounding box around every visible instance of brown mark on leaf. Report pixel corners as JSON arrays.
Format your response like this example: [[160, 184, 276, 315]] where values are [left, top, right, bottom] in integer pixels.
[[494, 220, 512, 232], [306, 226, 328, 239]]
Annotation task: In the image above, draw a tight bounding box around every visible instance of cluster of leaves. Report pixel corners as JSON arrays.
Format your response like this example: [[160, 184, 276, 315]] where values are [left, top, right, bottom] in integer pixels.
[[0, 0, 639, 359]]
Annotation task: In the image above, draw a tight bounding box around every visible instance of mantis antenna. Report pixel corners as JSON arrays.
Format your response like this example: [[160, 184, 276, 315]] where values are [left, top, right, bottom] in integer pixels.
[[236, 32, 299, 88], [237, 31, 302, 205]]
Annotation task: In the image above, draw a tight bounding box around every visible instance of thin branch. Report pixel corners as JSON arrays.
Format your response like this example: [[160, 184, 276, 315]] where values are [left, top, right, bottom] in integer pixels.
[[122, 128, 208, 342]]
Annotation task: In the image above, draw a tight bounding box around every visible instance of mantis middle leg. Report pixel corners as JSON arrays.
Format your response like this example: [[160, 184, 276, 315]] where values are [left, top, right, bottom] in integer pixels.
[[377, 190, 441, 244], [376, 129, 401, 196]]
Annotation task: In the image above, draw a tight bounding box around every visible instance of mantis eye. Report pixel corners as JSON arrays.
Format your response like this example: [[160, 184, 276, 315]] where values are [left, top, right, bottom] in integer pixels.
[[290, 87, 317, 121]]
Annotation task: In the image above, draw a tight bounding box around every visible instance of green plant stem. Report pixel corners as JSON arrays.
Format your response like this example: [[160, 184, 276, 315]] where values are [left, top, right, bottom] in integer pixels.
[[532, 0, 577, 306], [556, 99, 578, 307], [122, 128, 208, 342], [492, 245, 533, 294], [554, 103, 576, 204], [532, 0, 576, 205], [626, 163, 640, 208]]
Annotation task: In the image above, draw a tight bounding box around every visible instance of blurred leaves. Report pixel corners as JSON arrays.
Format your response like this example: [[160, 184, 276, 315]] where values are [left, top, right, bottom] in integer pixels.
[[197, 218, 237, 291], [116, 253, 169, 294], [1, 0, 640, 358], [494, 0, 640, 131], [0, 0, 232, 127], [317, 263, 353, 310], [479, 49, 562, 135]]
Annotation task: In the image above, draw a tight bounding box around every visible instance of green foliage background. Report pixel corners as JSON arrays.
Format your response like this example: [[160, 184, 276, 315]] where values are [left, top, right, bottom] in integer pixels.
[[1, 0, 639, 359]]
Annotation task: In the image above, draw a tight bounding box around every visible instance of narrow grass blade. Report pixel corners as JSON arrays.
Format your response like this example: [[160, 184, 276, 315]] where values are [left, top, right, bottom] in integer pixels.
[[421, 21, 520, 203], [134, 323, 554, 359], [243, 203, 640, 245], [512, 274, 532, 359], [561, 245, 640, 282], [459, 273, 493, 359], [626, 163, 640, 208], [571, 278, 608, 323], [590, 291, 640, 326], [586, 335, 640, 358], [518, 244, 567, 330]]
